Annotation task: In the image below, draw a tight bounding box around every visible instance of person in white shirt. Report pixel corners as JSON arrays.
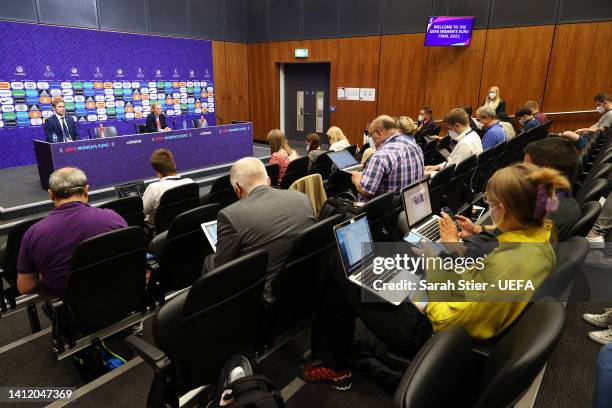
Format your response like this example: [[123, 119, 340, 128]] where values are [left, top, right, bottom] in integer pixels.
[[142, 148, 194, 232], [327, 126, 351, 151], [424, 108, 482, 176]]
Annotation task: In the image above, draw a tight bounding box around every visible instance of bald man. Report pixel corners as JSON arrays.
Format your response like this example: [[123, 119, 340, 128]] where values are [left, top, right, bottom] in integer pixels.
[[352, 115, 424, 201], [204, 157, 315, 302]]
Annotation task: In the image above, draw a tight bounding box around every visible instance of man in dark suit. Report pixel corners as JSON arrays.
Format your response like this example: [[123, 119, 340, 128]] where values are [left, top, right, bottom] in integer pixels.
[[44, 98, 80, 142], [414, 106, 436, 142], [204, 157, 316, 302], [145, 102, 172, 133]]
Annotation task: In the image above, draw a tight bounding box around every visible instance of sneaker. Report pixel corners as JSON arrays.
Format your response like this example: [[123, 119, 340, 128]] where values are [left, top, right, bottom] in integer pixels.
[[300, 363, 352, 391], [583, 310, 612, 327], [588, 326, 612, 345], [586, 231, 605, 244]]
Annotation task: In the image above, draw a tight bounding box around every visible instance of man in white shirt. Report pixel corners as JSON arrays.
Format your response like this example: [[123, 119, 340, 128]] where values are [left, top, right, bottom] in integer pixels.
[[424, 108, 482, 176], [142, 148, 194, 232]]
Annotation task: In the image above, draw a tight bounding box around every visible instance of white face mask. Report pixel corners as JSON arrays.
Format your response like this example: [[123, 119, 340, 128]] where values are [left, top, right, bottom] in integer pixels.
[[448, 130, 459, 140], [488, 92, 497, 100], [597, 105, 606, 114], [418, 115, 424, 122], [490, 204, 504, 228]]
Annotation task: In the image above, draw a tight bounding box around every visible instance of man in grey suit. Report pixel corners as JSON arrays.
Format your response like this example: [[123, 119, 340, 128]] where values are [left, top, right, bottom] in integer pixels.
[[204, 157, 316, 302]]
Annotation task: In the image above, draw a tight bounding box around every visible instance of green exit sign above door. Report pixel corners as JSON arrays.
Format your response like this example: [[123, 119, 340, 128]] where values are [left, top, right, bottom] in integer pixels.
[[294, 48, 309, 58]]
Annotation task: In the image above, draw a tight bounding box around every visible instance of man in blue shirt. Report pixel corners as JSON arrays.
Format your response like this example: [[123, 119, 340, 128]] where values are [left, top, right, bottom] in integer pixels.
[[476, 105, 507, 150], [516, 107, 542, 131]]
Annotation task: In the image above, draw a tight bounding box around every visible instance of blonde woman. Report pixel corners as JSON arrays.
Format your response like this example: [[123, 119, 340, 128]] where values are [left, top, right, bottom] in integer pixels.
[[397, 116, 417, 138], [327, 126, 350, 152], [483, 86, 506, 114], [267, 129, 299, 185]]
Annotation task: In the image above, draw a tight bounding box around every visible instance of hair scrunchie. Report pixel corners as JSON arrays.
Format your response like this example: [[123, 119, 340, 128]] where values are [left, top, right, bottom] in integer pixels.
[[533, 184, 559, 220]]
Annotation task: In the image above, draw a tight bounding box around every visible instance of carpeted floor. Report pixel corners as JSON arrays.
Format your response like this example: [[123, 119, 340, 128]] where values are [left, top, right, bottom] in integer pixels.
[[534, 302, 606, 407]]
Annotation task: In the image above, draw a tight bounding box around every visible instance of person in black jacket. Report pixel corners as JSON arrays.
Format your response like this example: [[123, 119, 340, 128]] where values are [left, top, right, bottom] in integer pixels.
[[414, 106, 436, 142], [483, 86, 506, 114], [145, 102, 172, 133], [461, 105, 482, 135]]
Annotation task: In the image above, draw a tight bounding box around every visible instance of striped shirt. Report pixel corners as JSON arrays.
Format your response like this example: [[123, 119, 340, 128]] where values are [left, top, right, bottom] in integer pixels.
[[359, 133, 425, 201]]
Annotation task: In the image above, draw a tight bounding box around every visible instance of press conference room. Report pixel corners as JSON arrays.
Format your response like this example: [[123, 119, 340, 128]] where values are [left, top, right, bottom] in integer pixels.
[[0, 0, 611, 407]]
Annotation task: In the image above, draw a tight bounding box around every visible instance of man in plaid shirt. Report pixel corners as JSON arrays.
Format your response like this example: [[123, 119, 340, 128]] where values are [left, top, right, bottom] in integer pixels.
[[352, 115, 425, 201]]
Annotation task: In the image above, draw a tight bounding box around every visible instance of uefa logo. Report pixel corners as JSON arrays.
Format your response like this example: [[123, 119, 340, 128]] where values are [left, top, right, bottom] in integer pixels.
[[94, 67, 103, 78], [15, 66, 25, 76], [43, 66, 54, 78], [117, 68, 124, 76], [155, 69, 162, 77], [189, 70, 195, 78]]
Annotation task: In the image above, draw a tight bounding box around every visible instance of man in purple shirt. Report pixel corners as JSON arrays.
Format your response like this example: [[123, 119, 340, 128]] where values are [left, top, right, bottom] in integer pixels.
[[17, 167, 127, 297], [352, 115, 425, 201]]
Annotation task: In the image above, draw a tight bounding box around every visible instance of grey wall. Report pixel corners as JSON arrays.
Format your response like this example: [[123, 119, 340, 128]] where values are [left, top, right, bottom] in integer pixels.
[[0, 0, 610, 43], [1, 0, 247, 41]]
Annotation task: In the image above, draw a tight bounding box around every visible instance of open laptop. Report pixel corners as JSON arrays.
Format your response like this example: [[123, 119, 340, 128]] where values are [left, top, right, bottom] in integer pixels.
[[201, 221, 218, 252], [401, 178, 441, 242], [333, 214, 425, 306], [114, 180, 146, 198], [327, 150, 361, 173]]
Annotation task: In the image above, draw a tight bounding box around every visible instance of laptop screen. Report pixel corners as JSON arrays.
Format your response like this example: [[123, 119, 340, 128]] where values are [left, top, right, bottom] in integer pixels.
[[327, 150, 359, 170], [334, 215, 374, 274], [402, 179, 433, 227], [115, 180, 146, 198]]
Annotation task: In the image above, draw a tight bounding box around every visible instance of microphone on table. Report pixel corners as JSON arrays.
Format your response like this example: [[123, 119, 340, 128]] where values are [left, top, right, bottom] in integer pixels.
[[87, 128, 92, 139], [172, 120, 176, 130]]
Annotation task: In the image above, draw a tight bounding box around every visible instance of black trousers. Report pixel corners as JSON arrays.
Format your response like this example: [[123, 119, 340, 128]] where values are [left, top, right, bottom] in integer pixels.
[[312, 264, 433, 372]]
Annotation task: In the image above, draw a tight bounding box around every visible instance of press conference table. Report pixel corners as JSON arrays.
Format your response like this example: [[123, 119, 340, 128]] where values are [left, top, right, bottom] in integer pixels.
[[33, 123, 253, 189]]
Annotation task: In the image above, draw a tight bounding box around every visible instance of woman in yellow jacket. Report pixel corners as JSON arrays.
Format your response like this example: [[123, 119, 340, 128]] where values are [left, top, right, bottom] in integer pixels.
[[426, 164, 566, 339], [301, 162, 569, 390]]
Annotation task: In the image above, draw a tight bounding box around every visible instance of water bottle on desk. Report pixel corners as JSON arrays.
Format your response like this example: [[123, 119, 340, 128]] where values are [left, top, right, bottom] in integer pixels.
[[51, 132, 58, 143], [200, 115, 208, 128], [182, 119, 187, 130], [99, 123, 105, 138]]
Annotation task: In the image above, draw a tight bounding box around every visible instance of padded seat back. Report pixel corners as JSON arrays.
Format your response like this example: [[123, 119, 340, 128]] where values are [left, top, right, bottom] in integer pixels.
[[154, 182, 200, 233], [309, 153, 333, 179], [475, 300, 565, 408], [159, 204, 220, 292], [100, 196, 145, 228], [266, 163, 280, 187], [206, 175, 238, 209], [275, 215, 343, 324], [280, 156, 309, 189], [429, 164, 455, 214], [154, 250, 268, 390], [64, 227, 146, 334]]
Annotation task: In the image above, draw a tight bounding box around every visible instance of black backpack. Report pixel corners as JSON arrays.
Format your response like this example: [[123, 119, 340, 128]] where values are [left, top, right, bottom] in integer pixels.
[[318, 191, 363, 221]]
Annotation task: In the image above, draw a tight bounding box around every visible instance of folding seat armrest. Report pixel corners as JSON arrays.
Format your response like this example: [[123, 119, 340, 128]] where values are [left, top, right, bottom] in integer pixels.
[[126, 335, 171, 375], [200, 193, 210, 205]]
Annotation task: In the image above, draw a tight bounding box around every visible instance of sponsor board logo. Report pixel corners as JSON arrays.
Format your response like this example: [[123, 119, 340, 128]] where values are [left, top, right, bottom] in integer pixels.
[[42, 110, 54, 118], [113, 82, 122, 89], [61, 89, 73, 96], [94, 67, 103, 78], [126, 112, 135, 119], [105, 89, 115, 95], [60, 82, 72, 89], [15, 66, 25, 76], [1, 97, 14, 104], [0, 90, 11, 97], [155, 69, 162, 78], [172, 69, 179, 79], [11, 82, 24, 89], [97, 114, 107, 120], [106, 101, 116, 108], [2, 105, 15, 112], [131, 82, 140, 88], [137, 68, 144, 78], [24, 81, 37, 89], [63, 96, 75, 103], [87, 114, 97, 121], [30, 118, 43, 125], [43, 65, 54, 78], [70, 67, 79, 77], [74, 95, 85, 103], [15, 104, 28, 112]]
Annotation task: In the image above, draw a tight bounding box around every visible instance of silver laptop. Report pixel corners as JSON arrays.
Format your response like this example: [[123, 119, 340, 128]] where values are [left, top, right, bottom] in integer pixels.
[[114, 180, 146, 198], [201, 221, 218, 252], [438, 147, 452, 159], [327, 150, 361, 173], [402, 178, 441, 242], [333, 214, 425, 306]]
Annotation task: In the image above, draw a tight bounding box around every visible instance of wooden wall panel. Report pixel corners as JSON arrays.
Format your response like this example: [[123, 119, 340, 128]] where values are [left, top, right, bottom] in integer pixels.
[[224, 42, 250, 123], [212, 40, 228, 125], [479, 25, 555, 115], [377, 33, 428, 121], [547, 112, 601, 133], [543, 21, 612, 112], [332, 37, 381, 145], [423, 29, 487, 119]]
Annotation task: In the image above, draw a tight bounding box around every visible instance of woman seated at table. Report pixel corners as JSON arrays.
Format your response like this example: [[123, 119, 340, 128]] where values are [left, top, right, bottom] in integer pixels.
[[267, 129, 299, 185]]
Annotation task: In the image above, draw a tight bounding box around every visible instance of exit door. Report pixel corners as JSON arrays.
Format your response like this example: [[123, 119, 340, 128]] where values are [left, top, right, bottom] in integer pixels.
[[283, 63, 330, 144]]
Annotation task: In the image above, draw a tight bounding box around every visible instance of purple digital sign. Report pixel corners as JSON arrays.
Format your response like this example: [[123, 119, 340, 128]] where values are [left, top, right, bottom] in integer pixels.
[[425, 16, 475, 46], [0, 20, 216, 169]]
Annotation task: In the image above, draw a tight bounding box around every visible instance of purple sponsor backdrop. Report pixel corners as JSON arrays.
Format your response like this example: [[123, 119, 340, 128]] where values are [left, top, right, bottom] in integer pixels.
[[0, 20, 216, 169], [35, 124, 252, 189], [424, 16, 475, 46]]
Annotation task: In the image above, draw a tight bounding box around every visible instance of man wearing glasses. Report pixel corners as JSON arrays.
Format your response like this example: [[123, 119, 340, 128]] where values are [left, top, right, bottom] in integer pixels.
[[351, 115, 425, 202]]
